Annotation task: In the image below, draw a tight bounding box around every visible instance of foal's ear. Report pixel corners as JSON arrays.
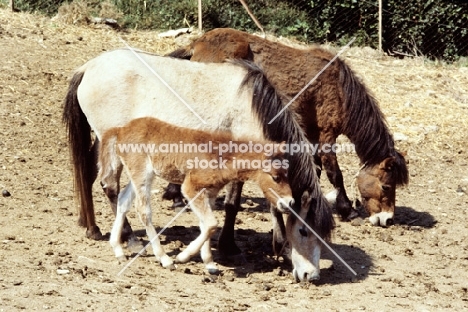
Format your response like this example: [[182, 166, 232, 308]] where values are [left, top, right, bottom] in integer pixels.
[[301, 189, 312, 211], [379, 157, 395, 171]]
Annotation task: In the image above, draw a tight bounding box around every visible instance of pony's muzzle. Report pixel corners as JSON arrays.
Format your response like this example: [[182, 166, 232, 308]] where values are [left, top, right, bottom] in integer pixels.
[[277, 198, 294, 214], [369, 211, 394, 227], [293, 268, 320, 283]]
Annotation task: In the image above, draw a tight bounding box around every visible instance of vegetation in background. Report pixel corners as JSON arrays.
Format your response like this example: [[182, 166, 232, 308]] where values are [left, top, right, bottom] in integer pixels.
[[5, 0, 468, 61]]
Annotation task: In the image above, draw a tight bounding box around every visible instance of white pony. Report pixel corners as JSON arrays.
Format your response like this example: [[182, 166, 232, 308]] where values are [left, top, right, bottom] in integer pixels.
[[63, 48, 334, 282]]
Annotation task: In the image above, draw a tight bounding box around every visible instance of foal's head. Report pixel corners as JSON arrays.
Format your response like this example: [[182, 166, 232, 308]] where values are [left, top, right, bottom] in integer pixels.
[[255, 150, 294, 212], [357, 151, 408, 227]]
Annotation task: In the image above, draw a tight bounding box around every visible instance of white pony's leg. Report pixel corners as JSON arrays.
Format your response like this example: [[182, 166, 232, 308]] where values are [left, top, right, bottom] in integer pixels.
[[110, 183, 135, 260], [176, 187, 218, 273]]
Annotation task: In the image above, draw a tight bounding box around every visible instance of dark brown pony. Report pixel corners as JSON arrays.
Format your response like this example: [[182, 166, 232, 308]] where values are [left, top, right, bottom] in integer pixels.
[[165, 28, 408, 231]]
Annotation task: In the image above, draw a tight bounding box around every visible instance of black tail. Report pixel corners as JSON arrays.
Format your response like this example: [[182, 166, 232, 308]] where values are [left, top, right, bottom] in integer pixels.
[[236, 59, 334, 240], [62, 71, 100, 237], [338, 58, 409, 186]]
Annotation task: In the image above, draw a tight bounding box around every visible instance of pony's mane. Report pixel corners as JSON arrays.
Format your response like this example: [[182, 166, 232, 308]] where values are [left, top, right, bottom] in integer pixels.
[[313, 48, 409, 186], [233, 59, 335, 239]]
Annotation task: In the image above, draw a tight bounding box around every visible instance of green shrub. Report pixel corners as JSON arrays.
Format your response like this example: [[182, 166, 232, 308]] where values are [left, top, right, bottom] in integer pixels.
[[8, 0, 468, 61], [382, 0, 468, 61], [12, 0, 70, 16]]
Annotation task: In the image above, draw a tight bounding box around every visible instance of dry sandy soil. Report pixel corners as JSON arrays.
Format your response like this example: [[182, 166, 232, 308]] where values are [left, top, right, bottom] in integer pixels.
[[1, 8, 468, 312]]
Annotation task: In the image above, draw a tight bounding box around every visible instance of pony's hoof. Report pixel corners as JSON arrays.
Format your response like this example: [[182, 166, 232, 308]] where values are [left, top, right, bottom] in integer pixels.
[[86, 226, 103, 240], [117, 255, 127, 263], [207, 267, 220, 275], [160, 255, 175, 269], [346, 209, 360, 221], [206, 263, 220, 275], [171, 201, 186, 209]]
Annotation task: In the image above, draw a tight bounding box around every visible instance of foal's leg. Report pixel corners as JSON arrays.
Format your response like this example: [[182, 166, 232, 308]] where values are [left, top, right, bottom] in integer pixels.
[[176, 184, 219, 273], [320, 150, 358, 220], [131, 168, 174, 269], [101, 175, 140, 245], [218, 181, 244, 256], [98, 140, 138, 245], [109, 183, 135, 260]]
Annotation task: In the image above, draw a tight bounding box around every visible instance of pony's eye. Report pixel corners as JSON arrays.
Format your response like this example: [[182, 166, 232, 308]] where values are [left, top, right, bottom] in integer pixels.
[[299, 228, 308, 237], [382, 185, 391, 192], [272, 175, 280, 183]]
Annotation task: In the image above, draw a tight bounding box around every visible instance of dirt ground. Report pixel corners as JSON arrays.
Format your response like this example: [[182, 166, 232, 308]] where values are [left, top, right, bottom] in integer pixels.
[[1, 8, 468, 311]]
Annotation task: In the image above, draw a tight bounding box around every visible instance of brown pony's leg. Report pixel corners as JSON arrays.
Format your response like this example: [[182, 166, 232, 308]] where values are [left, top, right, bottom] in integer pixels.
[[320, 152, 358, 220], [162, 183, 185, 208], [218, 181, 244, 256]]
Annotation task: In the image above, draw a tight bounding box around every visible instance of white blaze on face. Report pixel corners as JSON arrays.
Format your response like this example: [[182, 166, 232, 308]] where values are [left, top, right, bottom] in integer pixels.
[[291, 242, 321, 282], [369, 211, 394, 227], [287, 213, 321, 283]]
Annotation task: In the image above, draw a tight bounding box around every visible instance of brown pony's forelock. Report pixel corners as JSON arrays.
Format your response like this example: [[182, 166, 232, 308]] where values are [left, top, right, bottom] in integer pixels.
[[337, 57, 409, 186], [234, 59, 335, 239]]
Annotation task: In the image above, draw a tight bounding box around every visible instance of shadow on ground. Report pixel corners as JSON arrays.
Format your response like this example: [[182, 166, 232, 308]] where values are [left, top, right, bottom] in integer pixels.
[[129, 221, 372, 286], [394, 205, 437, 228]]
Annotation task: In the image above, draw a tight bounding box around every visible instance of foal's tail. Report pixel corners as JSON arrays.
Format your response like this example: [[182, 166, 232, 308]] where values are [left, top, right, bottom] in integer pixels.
[[98, 130, 121, 190], [62, 70, 101, 239]]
